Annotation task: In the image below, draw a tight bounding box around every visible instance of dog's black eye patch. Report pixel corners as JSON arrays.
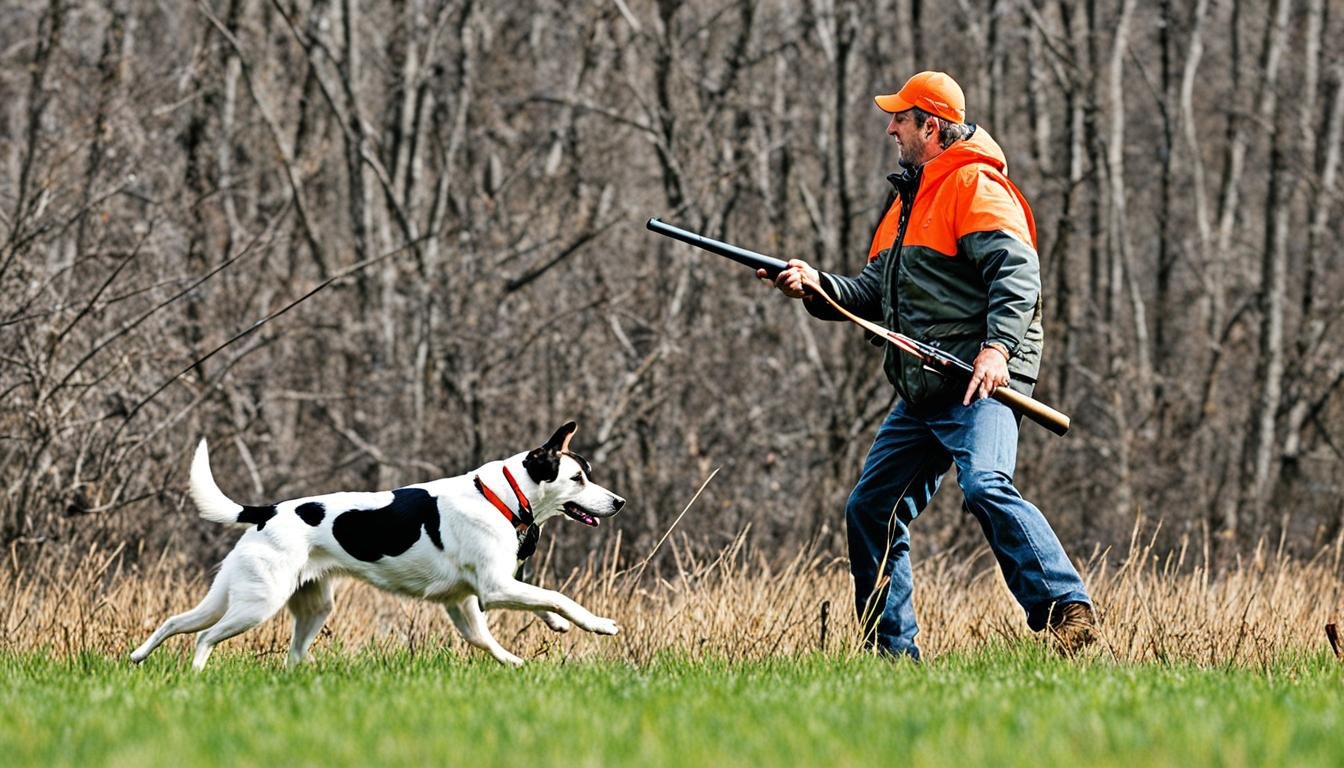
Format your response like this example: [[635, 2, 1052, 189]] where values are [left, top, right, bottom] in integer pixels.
[[238, 504, 276, 530], [295, 502, 325, 526], [331, 488, 443, 562], [565, 451, 592, 476]]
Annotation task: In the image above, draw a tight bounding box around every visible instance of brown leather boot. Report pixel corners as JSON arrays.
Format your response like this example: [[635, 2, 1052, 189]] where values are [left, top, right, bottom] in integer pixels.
[[1048, 601, 1098, 657]]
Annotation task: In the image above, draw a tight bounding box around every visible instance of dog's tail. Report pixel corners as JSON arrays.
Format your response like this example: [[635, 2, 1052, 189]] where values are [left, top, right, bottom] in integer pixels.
[[190, 439, 247, 526]]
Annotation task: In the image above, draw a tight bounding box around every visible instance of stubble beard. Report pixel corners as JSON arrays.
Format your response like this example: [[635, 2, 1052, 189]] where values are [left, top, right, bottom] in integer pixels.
[[895, 133, 926, 170]]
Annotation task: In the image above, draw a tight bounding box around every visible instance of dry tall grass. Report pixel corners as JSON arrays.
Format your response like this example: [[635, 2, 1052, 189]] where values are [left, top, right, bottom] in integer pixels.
[[4, 522, 1341, 667]]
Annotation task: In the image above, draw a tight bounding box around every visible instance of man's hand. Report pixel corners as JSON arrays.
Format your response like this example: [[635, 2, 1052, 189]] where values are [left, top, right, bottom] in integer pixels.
[[963, 344, 1010, 405], [758, 259, 820, 299]]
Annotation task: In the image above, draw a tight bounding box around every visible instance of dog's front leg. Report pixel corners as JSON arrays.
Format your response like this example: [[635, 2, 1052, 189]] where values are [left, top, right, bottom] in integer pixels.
[[477, 580, 618, 636], [534, 610, 571, 633], [444, 596, 524, 667]]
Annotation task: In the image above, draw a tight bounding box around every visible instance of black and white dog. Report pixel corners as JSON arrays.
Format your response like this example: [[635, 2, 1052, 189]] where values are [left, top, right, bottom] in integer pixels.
[[131, 422, 624, 669]]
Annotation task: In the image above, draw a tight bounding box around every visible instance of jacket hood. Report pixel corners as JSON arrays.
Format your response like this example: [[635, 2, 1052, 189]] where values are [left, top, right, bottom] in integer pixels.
[[919, 125, 1009, 188], [920, 124, 1036, 249]]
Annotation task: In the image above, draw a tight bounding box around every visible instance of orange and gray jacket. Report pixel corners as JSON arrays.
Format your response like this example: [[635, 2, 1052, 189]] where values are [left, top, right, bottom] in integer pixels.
[[804, 126, 1043, 406]]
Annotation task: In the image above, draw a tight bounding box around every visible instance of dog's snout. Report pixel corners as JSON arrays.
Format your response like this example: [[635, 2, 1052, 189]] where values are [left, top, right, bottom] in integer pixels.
[[612, 497, 625, 512]]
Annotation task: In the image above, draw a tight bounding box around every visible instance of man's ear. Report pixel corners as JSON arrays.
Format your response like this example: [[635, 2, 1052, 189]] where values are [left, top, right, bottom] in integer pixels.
[[523, 421, 578, 483]]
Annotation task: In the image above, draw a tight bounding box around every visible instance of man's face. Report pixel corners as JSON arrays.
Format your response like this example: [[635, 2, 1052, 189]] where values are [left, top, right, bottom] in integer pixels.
[[886, 110, 930, 168]]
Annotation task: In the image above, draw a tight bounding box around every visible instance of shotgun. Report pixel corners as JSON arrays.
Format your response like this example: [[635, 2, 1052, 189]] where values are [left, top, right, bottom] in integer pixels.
[[646, 217, 1071, 436]]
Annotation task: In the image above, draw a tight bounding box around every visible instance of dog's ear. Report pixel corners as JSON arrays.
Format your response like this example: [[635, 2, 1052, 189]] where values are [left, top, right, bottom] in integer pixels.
[[544, 421, 577, 452], [524, 421, 578, 483]]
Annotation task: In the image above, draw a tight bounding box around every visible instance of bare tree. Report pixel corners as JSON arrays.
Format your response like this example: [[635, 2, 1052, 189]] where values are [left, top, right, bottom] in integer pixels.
[[1, 0, 1342, 573]]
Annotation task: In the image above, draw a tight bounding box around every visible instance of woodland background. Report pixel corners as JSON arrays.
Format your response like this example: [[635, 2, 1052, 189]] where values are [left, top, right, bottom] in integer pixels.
[[2, 0, 1342, 575]]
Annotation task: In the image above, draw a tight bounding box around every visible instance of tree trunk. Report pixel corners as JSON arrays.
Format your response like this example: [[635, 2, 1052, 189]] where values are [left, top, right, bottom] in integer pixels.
[[1104, 0, 1140, 517], [1233, 0, 1294, 537]]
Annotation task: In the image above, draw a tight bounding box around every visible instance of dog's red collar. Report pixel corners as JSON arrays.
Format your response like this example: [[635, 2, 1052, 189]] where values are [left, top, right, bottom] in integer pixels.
[[474, 467, 538, 560]]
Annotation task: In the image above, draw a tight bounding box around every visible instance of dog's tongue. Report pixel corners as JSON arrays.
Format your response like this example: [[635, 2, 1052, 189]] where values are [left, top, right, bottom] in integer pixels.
[[565, 503, 599, 526]]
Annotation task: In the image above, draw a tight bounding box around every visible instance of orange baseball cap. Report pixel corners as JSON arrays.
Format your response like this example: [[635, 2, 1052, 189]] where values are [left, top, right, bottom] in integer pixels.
[[874, 71, 966, 124]]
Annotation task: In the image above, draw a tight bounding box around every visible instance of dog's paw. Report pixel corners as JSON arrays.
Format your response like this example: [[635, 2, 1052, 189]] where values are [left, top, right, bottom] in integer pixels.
[[539, 612, 572, 633], [589, 617, 620, 636], [495, 651, 526, 667]]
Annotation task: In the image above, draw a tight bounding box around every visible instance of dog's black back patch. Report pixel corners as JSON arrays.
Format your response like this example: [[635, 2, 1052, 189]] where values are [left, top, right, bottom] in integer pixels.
[[331, 488, 444, 562], [295, 502, 325, 526], [239, 504, 276, 530]]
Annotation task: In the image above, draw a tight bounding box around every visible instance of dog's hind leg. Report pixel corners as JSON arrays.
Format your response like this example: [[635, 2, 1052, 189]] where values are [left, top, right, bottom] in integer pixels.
[[285, 577, 334, 668], [130, 581, 229, 664], [192, 594, 290, 671], [444, 596, 524, 667], [191, 558, 298, 671]]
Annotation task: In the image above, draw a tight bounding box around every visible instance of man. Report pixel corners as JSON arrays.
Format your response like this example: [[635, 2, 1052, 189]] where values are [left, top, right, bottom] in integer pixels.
[[761, 71, 1096, 659]]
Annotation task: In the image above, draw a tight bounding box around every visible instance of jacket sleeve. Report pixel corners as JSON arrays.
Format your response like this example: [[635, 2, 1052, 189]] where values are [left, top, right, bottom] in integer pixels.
[[957, 172, 1040, 355], [802, 251, 886, 324]]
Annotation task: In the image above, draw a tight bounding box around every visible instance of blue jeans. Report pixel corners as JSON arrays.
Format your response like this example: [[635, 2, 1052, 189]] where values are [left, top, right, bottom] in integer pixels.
[[846, 396, 1091, 660]]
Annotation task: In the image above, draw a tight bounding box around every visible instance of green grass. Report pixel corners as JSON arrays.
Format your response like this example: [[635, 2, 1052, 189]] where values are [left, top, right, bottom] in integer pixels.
[[3, 645, 1342, 767]]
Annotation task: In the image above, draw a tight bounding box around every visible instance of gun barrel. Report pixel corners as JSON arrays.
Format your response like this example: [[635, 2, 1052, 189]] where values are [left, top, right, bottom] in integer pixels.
[[643, 216, 1070, 436], [646, 218, 788, 278]]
